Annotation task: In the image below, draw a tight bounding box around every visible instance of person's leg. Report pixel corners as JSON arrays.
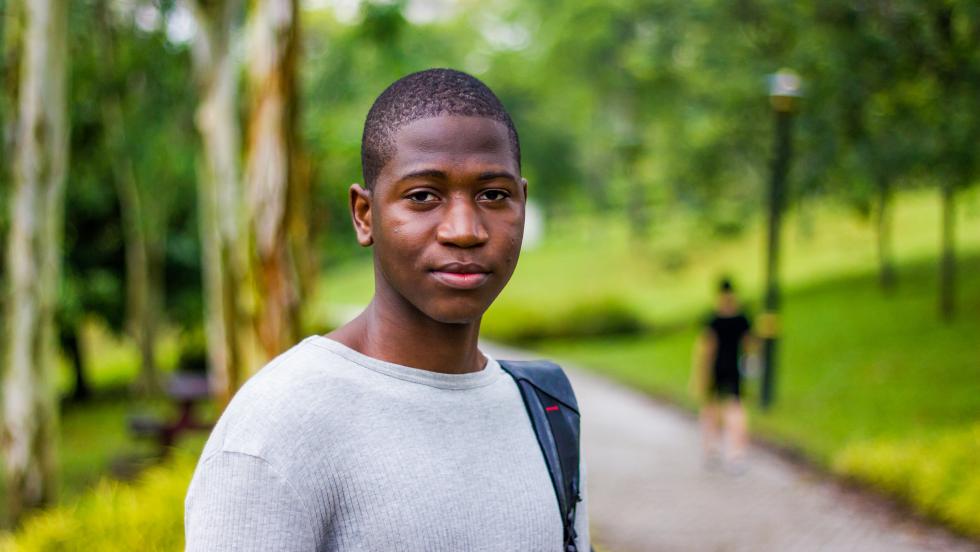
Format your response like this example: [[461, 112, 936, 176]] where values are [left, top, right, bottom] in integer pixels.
[[722, 398, 748, 465], [700, 400, 722, 465]]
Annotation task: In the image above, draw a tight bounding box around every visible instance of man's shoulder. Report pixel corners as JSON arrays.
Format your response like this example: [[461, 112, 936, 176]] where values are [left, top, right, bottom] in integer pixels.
[[202, 337, 365, 460]]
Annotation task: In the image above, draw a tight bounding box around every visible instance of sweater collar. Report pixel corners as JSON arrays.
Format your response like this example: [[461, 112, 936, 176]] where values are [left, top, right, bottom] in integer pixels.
[[307, 335, 502, 390]]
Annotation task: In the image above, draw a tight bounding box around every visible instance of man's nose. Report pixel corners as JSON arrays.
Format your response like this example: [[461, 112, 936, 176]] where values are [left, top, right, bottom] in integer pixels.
[[436, 197, 489, 248]]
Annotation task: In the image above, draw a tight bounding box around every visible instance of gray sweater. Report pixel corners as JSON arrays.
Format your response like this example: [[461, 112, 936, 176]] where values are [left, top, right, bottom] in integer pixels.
[[184, 336, 590, 551]]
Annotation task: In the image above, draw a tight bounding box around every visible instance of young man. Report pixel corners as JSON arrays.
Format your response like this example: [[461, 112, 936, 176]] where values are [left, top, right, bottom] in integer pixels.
[[185, 69, 590, 551], [691, 278, 754, 471]]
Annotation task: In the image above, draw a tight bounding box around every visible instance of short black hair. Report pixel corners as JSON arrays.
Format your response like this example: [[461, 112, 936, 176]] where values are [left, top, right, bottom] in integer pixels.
[[719, 278, 734, 293], [360, 68, 521, 189]]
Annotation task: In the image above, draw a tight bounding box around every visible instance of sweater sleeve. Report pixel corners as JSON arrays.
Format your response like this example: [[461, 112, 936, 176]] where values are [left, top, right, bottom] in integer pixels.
[[185, 450, 316, 551]]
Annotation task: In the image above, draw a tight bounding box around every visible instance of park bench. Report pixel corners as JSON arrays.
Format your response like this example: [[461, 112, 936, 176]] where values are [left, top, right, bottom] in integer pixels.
[[128, 371, 213, 457]]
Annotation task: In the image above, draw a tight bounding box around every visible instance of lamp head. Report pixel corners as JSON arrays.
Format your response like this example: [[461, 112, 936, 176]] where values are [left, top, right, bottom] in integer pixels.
[[769, 69, 802, 112]]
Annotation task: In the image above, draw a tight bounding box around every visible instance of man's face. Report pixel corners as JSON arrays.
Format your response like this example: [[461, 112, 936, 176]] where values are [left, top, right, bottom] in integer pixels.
[[352, 115, 526, 324]]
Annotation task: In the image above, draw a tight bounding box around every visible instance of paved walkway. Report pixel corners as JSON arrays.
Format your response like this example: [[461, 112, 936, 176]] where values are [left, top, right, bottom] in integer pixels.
[[483, 342, 980, 552]]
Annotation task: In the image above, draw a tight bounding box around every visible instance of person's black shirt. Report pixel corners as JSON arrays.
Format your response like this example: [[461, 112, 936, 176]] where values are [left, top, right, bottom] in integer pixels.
[[706, 313, 751, 396]]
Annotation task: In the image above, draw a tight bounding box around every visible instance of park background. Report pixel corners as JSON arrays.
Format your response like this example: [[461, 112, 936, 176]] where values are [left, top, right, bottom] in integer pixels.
[[0, 0, 978, 549]]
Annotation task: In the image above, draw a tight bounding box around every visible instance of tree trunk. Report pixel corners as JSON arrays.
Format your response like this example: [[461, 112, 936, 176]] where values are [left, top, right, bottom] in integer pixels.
[[60, 326, 90, 401], [875, 175, 896, 290], [104, 100, 161, 395], [117, 162, 162, 396], [1, 0, 68, 525], [95, 0, 162, 396], [617, 92, 648, 241], [244, 0, 303, 357], [189, 0, 258, 407], [939, 181, 956, 321], [1, 0, 23, 166], [625, 146, 649, 241], [932, 6, 963, 323], [290, 146, 316, 332]]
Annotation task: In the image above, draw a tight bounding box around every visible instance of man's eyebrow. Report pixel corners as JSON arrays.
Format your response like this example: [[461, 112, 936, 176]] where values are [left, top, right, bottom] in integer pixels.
[[399, 169, 448, 181], [398, 169, 517, 182], [477, 170, 517, 182]]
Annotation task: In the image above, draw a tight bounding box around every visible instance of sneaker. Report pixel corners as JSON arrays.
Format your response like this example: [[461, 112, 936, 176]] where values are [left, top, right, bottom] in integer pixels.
[[703, 452, 722, 471], [724, 458, 749, 476]]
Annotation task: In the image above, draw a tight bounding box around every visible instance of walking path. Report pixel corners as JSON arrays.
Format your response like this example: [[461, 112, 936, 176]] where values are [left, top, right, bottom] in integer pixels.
[[483, 342, 979, 552]]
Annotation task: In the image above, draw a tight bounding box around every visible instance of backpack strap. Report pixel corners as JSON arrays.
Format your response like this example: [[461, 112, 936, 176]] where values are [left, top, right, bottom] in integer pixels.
[[499, 360, 583, 552]]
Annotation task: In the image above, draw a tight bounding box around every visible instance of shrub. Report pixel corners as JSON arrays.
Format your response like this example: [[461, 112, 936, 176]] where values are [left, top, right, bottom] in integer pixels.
[[1, 453, 196, 551], [483, 296, 646, 343], [833, 424, 980, 539]]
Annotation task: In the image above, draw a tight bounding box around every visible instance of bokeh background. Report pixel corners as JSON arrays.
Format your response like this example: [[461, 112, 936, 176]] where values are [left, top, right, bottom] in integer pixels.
[[0, 0, 978, 549]]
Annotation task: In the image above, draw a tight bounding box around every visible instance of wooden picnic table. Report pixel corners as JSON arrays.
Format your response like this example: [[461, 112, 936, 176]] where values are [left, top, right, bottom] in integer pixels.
[[129, 371, 213, 455]]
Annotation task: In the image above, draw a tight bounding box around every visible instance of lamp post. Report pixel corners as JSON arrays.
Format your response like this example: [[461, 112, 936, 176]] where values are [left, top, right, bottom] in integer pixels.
[[760, 69, 801, 410]]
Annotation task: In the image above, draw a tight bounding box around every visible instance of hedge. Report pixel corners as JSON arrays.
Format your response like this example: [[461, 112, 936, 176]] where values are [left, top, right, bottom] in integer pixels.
[[833, 423, 980, 539], [1, 453, 196, 551]]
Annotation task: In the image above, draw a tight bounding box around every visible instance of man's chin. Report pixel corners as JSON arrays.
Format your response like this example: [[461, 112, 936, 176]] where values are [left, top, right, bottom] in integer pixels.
[[421, 303, 490, 326]]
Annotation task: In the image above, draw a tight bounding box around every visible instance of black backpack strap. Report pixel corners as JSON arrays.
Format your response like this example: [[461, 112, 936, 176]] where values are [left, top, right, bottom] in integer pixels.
[[499, 360, 583, 552]]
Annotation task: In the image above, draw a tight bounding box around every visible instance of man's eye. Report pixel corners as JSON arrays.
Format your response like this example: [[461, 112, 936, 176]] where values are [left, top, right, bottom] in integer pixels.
[[406, 191, 438, 203], [479, 190, 509, 201]]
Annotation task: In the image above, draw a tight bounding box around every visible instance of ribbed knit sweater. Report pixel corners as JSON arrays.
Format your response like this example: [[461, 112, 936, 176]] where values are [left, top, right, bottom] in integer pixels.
[[184, 336, 590, 551]]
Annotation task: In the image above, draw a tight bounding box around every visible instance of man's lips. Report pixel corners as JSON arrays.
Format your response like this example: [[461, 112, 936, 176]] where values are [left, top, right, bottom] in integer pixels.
[[430, 262, 491, 290]]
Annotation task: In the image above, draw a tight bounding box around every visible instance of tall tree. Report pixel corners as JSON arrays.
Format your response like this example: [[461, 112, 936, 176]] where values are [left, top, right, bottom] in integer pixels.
[[885, 1, 980, 319], [1, 0, 69, 524], [244, 0, 306, 357], [928, 2, 979, 320], [188, 0, 260, 406], [96, 0, 163, 394], [806, 1, 922, 290]]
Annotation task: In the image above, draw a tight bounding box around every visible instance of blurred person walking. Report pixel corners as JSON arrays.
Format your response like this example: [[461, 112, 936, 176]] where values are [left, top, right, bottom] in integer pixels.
[[690, 278, 755, 472]]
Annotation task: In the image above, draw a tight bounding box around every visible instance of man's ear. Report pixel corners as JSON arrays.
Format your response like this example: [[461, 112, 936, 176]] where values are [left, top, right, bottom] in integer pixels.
[[520, 177, 529, 204], [349, 183, 373, 247]]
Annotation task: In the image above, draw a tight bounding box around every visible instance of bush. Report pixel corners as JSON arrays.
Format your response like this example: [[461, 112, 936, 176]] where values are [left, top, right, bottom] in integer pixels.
[[483, 296, 646, 343], [1, 453, 196, 551], [833, 424, 980, 539]]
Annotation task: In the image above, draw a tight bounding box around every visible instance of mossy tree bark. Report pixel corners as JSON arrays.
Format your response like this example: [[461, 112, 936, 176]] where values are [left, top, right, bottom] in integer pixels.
[[1, 0, 69, 526], [244, 0, 308, 358], [189, 0, 260, 407]]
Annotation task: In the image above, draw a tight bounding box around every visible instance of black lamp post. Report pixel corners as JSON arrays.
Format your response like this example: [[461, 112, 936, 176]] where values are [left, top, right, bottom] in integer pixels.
[[760, 69, 801, 410]]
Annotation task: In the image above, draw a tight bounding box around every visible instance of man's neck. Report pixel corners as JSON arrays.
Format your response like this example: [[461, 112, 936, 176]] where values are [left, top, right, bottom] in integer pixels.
[[327, 296, 486, 375]]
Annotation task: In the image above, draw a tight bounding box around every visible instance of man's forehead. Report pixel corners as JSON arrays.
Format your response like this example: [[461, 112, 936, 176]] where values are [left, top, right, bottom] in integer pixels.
[[392, 115, 512, 158]]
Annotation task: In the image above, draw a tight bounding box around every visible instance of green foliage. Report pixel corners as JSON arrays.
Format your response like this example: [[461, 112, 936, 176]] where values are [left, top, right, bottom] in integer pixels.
[[61, 0, 201, 337], [834, 425, 980, 538], [482, 296, 644, 343], [0, 452, 195, 551]]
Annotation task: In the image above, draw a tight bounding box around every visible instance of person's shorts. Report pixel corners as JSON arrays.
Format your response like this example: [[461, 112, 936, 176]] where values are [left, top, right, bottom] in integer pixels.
[[710, 373, 741, 399]]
